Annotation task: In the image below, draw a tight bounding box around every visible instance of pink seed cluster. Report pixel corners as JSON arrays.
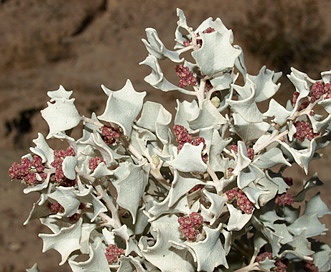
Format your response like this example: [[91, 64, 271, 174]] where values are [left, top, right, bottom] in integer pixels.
[[89, 156, 105, 171], [101, 125, 121, 145], [256, 252, 288, 272], [175, 64, 197, 88], [226, 188, 254, 214], [275, 193, 294, 206], [230, 144, 254, 160], [8, 155, 46, 186], [294, 120, 319, 142], [50, 147, 76, 187], [304, 260, 319, 272], [178, 212, 203, 241], [173, 125, 207, 162], [173, 125, 206, 150], [310, 81, 331, 102], [105, 244, 124, 264]]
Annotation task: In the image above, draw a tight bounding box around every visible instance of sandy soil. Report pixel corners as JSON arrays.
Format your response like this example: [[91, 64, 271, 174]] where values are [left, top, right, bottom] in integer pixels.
[[0, 1, 330, 271]]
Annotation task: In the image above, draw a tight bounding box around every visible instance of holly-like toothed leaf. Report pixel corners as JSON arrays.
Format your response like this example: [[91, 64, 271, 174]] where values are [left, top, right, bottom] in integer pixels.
[[140, 55, 193, 95], [39, 218, 83, 265], [231, 113, 270, 142], [90, 162, 113, 179], [226, 204, 252, 231], [280, 233, 314, 260], [136, 101, 172, 144], [227, 81, 264, 123], [41, 86, 81, 139], [201, 189, 227, 224], [113, 225, 141, 257], [191, 30, 241, 77], [279, 139, 317, 174], [314, 244, 331, 272], [174, 99, 199, 132], [263, 99, 292, 126], [30, 133, 54, 163], [288, 214, 328, 238], [253, 147, 291, 169], [237, 164, 264, 189], [117, 256, 148, 272], [232, 141, 251, 175], [24, 200, 52, 225], [167, 143, 207, 172], [139, 215, 195, 272], [98, 80, 146, 136], [172, 224, 229, 272], [304, 193, 331, 218], [189, 100, 227, 130], [112, 162, 149, 224], [48, 186, 93, 217], [142, 28, 184, 62], [247, 66, 282, 103], [69, 237, 110, 272], [174, 8, 190, 48], [168, 171, 206, 207]]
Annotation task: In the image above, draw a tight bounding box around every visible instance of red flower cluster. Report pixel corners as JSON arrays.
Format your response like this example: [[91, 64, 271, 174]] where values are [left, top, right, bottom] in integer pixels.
[[50, 147, 76, 187], [178, 212, 203, 241], [8, 155, 46, 186], [101, 125, 121, 145], [225, 188, 254, 214], [275, 193, 294, 206], [175, 64, 197, 88], [294, 120, 319, 142], [89, 156, 105, 171], [105, 244, 124, 264]]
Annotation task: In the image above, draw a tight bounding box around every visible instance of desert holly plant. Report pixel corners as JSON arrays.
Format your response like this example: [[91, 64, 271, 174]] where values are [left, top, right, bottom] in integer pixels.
[[8, 8, 331, 272]]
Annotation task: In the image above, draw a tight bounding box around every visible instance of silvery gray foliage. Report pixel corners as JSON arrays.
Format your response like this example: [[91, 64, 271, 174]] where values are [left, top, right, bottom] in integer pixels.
[[9, 8, 331, 272]]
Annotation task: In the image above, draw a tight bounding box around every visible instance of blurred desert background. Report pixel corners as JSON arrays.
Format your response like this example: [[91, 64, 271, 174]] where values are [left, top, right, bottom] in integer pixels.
[[0, 0, 330, 271]]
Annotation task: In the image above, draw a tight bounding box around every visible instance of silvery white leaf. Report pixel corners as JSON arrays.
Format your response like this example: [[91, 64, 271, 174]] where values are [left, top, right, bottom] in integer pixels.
[[168, 171, 205, 207], [174, 9, 190, 48], [201, 189, 227, 224], [173, 224, 228, 272], [98, 80, 146, 136], [24, 201, 51, 225], [139, 215, 195, 272], [232, 141, 251, 175], [227, 82, 264, 123], [304, 193, 331, 218], [167, 143, 207, 172], [142, 28, 183, 62], [281, 233, 314, 260], [194, 16, 228, 35], [136, 101, 172, 144], [314, 244, 331, 272], [288, 214, 327, 238], [237, 164, 264, 189], [41, 97, 81, 139], [226, 204, 252, 231], [90, 162, 113, 179], [30, 133, 54, 163], [79, 223, 96, 254], [140, 55, 193, 95], [69, 237, 110, 272], [247, 66, 281, 103], [209, 72, 234, 92], [62, 156, 77, 180], [174, 99, 199, 132], [253, 147, 291, 169], [113, 225, 141, 257], [39, 218, 83, 265], [112, 162, 149, 223], [263, 99, 292, 126], [48, 186, 92, 217], [192, 31, 241, 76], [189, 100, 227, 130], [231, 113, 270, 141], [47, 85, 73, 100]]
